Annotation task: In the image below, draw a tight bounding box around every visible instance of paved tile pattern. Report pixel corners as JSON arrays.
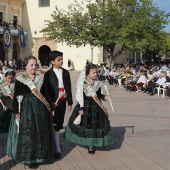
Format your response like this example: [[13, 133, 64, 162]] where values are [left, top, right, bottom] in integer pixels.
[[0, 70, 170, 170]]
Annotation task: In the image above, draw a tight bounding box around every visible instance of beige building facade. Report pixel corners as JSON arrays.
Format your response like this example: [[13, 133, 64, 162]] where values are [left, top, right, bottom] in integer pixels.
[[22, 0, 104, 70], [0, 0, 25, 64], [0, 0, 136, 70]]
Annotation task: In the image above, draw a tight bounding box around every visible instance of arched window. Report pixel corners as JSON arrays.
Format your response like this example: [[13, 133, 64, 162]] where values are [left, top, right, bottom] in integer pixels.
[[39, 0, 50, 7]]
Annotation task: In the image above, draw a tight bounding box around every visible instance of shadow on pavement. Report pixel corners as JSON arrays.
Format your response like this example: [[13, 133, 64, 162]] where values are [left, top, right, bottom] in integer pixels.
[[55, 131, 76, 161], [102, 126, 131, 151]]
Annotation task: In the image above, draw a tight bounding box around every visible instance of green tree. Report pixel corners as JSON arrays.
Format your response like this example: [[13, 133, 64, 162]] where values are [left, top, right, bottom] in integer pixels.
[[159, 33, 170, 57], [41, 0, 170, 65]]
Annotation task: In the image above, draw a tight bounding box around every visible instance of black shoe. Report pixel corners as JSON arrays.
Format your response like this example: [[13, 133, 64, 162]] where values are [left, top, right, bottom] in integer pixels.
[[88, 147, 95, 154], [149, 93, 154, 96], [54, 152, 61, 159], [28, 164, 38, 169]]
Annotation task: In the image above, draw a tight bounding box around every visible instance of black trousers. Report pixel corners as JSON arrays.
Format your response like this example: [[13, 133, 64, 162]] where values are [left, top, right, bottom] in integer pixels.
[[148, 81, 162, 94], [53, 99, 66, 131]]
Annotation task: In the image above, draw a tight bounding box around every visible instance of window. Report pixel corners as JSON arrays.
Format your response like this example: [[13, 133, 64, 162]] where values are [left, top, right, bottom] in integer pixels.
[[0, 12, 3, 22], [39, 0, 50, 7], [13, 16, 18, 26]]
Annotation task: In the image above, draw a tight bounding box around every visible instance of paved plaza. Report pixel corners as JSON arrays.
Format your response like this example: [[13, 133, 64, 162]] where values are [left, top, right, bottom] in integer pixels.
[[1, 70, 170, 170]]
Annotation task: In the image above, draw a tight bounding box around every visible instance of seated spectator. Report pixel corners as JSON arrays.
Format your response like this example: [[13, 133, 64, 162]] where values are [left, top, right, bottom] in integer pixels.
[[147, 73, 166, 96], [143, 70, 156, 93], [121, 70, 133, 88], [160, 63, 169, 71], [135, 71, 148, 92]]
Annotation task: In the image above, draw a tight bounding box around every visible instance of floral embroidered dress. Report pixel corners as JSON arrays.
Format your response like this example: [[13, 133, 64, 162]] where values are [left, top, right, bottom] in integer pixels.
[[6, 73, 55, 164]]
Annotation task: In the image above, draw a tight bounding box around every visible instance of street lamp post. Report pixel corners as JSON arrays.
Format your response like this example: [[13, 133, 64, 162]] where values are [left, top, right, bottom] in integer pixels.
[[90, 43, 94, 63]]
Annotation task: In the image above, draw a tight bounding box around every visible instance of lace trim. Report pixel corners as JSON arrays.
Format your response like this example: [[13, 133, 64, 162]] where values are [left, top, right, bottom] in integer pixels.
[[34, 75, 44, 92], [83, 80, 101, 97], [16, 74, 43, 92], [0, 83, 15, 97]]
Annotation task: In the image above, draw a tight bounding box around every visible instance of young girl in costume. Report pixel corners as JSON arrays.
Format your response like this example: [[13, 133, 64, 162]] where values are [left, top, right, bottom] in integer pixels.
[[64, 63, 114, 154], [0, 69, 15, 133], [6, 56, 55, 169]]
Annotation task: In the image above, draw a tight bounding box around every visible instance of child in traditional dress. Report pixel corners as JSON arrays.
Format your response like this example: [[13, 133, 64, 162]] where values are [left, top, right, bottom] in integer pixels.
[[0, 69, 15, 133], [6, 56, 54, 169], [42, 50, 73, 159], [64, 63, 114, 154]]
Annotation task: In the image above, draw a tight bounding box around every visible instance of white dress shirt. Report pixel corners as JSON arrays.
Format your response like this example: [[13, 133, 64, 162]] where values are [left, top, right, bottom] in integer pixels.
[[156, 77, 166, 86], [53, 68, 64, 88]]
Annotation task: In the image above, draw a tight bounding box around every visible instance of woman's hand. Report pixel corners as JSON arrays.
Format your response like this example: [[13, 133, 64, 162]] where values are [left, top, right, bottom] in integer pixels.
[[15, 114, 20, 121], [105, 95, 110, 101], [53, 102, 58, 109], [51, 110, 55, 117], [68, 105, 72, 112], [79, 109, 84, 115]]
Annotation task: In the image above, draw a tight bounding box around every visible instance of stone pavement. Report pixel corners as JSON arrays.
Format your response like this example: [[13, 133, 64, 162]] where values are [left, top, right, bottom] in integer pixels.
[[1, 70, 170, 170]]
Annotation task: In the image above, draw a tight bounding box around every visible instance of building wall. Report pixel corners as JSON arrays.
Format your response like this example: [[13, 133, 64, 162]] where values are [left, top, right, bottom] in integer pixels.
[[0, 0, 24, 27], [0, 0, 25, 61], [23, 0, 103, 70], [0, 0, 136, 68]]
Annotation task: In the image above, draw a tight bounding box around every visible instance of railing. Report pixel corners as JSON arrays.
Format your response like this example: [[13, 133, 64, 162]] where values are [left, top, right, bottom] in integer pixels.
[[0, 26, 27, 37]]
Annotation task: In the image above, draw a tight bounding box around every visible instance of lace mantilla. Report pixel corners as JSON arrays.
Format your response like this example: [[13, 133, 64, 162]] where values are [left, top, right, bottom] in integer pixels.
[[16, 74, 44, 92], [76, 68, 101, 107], [76, 68, 85, 107]]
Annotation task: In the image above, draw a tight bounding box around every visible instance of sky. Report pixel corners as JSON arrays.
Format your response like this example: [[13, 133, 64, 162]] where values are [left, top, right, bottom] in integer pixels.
[[153, 0, 170, 33]]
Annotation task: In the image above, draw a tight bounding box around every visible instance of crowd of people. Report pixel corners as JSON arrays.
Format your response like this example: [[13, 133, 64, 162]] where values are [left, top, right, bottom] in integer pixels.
[[0, 51, 114, 169], [0, 59, 25, 73], [97, 62, 170, 99], [0, 20, 22, 29]]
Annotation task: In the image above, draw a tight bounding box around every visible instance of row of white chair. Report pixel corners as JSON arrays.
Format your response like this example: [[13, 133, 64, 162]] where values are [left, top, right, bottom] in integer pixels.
[[154, 82, 170, 97]]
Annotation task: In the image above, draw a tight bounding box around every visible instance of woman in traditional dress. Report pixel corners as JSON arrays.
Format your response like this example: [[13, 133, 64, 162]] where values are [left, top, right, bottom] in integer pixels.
[[64, 63, 114, 154], [6, 56, 55, 169], [0, 69, 15, 133]]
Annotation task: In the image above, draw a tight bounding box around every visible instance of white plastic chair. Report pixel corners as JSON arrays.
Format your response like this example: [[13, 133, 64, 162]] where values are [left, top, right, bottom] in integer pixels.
[[154, 85, 163, 96], [162, 82, 170, 97]]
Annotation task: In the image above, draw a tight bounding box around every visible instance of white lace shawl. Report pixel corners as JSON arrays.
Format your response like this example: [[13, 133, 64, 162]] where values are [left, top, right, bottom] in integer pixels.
[[83, 80, 101, 97], [0, 83, 15, 96], [76, 68, 101, 107], [76, 68, 85, 107], [16, 73, 44, 92]]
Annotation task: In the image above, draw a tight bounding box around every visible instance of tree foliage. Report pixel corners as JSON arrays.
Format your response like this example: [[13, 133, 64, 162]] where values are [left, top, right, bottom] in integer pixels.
[[41, 0, 170, 63]]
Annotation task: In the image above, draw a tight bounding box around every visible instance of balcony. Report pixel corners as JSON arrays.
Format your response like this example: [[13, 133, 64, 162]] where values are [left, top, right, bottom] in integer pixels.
[[0, 26, 27, 37]]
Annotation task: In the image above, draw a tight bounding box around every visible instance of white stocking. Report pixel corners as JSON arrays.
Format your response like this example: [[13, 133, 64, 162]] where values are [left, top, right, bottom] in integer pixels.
[[54, 131, 61, 153]]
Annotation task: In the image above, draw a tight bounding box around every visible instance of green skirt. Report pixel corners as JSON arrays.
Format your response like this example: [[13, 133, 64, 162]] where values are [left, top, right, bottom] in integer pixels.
[[6, 114, 19, 160], [64, 96, 114, 147], [6, 93, 55, 164]]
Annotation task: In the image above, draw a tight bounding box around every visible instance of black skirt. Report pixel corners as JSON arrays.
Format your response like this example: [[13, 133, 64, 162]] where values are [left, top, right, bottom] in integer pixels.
[[64, 96, 114, 147], [7, 93, 55, 164], [0, 96, 12, 133]]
